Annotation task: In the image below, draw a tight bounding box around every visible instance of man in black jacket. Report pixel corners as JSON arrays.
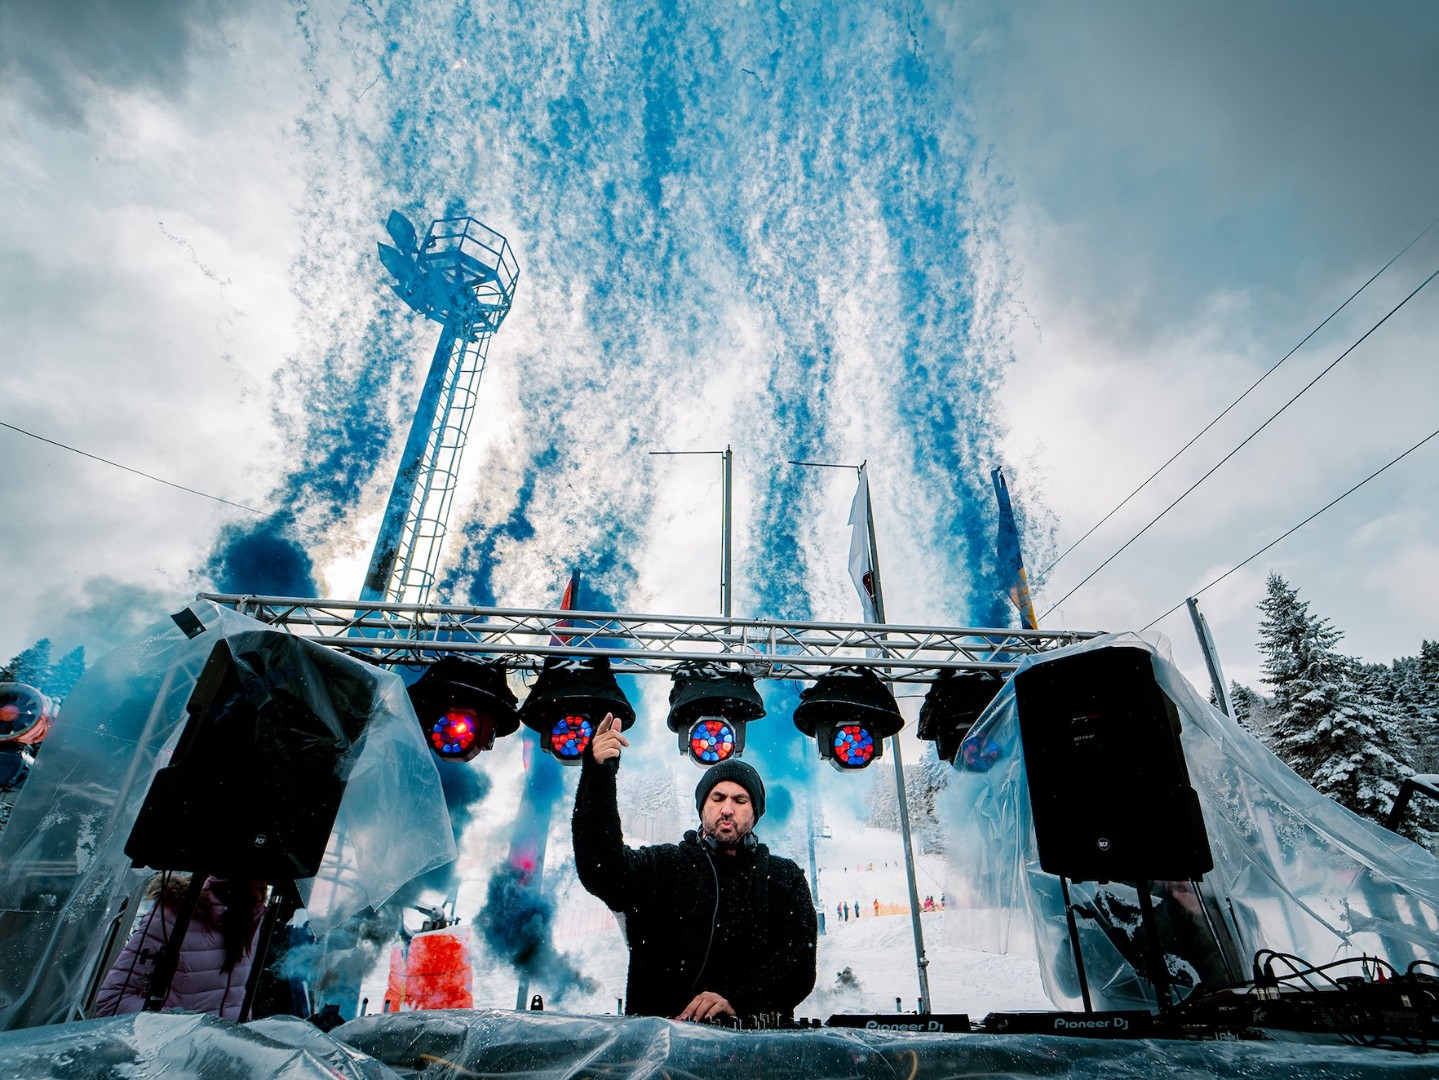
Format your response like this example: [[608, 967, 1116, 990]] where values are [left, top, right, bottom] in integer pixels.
[[572, 714, 818, 1021]]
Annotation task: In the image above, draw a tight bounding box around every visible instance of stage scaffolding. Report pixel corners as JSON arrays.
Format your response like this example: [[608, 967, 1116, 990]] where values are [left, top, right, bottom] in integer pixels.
[[197, 594, 1100, 681]]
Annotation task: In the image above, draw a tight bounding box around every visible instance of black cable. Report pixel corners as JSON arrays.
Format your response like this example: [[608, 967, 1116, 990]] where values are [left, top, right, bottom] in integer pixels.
[[0, 420, 266, 514], [1142, 424, 1439, 629], [1041, 264, 1439, 620], [1042, 213, 1439, 576], [1, 418, 366, 548], [691, 842, 721, 997]]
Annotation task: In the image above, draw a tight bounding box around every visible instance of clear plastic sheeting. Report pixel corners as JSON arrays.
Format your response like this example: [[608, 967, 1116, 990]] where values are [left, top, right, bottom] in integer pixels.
[[0, 1010, 1436, 1079], [0, 601, 455, 1030], [942, 632, 1439, 1012], [333, 1008, 1438, 1078], [0, 1013, 403, 1079]]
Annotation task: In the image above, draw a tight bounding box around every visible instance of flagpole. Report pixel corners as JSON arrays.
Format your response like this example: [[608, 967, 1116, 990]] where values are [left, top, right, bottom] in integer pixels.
[[722, 446, 732, 620], [1186, 597, 1235, 718], [858, 464, 933, 1015]]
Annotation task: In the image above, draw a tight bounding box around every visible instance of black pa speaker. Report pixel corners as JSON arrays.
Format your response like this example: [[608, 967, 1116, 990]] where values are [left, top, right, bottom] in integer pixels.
[[125, 630, 379, 881], [1013, 646, 1212, 883]]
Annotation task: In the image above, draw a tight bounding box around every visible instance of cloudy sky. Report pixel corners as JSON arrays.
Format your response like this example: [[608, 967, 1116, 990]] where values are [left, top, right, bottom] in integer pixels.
[[3, 0, 1437, 708]]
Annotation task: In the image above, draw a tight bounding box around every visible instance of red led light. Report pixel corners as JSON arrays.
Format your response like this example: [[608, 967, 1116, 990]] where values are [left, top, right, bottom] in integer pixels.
[[689, 718, 736, 764], [831, 724, 876, 768], [430, 708, 481, 759], [550, 715, 593, 759]]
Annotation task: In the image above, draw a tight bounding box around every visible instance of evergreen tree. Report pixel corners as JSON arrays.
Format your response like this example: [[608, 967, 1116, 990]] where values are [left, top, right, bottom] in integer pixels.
[[1227, 681, 1256, 727], [47, 646, 87, 700], [864, 758, 947, 852], [1, 638, 52, 689], [1257, 574, 1413, 829], [1392, 641, 1439, 773]]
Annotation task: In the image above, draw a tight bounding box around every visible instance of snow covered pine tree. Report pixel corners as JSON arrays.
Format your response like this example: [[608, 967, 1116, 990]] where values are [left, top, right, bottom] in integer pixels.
[[1257, 573, 1414, 832]]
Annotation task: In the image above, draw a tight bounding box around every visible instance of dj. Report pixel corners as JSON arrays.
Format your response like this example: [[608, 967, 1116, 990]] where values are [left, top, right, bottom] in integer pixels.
[[572, 714, 818, 1021]]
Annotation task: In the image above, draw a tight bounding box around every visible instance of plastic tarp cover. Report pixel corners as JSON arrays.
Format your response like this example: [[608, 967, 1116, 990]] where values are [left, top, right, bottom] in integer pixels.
[[0, 1013, 402, 1079], [942, 632, 1439, 1012], [333, 1008, 1439, 1078], [0, 601, 456, 1030], [1, 1009, 1438, 1079]]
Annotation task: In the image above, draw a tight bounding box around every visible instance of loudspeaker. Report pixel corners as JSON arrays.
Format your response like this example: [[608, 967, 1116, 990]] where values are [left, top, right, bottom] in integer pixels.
[[1013, 646, 1212, 883], [125, 630, 379, 881]]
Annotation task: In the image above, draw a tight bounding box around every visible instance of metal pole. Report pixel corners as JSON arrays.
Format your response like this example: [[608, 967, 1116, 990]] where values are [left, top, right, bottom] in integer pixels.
[[1186, 597, 1234, 718], [722, 446, 733, 620], [862, 465, 932, 1015]]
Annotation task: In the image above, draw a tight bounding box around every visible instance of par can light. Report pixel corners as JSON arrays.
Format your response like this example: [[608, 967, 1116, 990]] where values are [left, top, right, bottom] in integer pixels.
[[667, 665, 764, 767], [0, 682, 55, 747], [793, 667, 903, 772], [408, 657, 520, 762], [687, 716, 741, 764], [548, 715, 595, 760], [830, 723, 876, 769], [428, 707, 492, 760], [520, 657, 634, 765], [917, 669, 1006, 764]]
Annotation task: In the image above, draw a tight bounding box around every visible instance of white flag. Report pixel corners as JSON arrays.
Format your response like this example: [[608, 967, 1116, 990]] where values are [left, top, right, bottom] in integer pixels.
[[848, 471, 880, 623]]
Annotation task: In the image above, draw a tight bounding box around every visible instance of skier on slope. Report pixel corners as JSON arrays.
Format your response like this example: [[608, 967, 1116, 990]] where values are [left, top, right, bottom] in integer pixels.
[[572, 715, 817, 1021]]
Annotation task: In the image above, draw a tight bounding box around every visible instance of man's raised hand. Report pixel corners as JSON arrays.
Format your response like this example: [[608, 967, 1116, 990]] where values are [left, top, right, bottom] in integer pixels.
[[591, 712, 629, 763]]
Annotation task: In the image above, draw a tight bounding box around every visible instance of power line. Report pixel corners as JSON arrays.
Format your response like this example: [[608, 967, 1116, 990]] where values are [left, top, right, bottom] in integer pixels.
[[1042, 212, 1439, 576], [0, 419, 266, 515], [1141, 425, 1439, 630], [1039, 263, 1439, 620]]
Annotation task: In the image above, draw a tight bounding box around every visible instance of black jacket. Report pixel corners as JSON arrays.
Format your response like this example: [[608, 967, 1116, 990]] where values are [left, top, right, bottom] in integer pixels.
[[572, 755, 817, 1019]]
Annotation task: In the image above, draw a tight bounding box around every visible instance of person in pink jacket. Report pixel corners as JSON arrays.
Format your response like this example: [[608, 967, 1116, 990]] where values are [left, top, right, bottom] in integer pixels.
[[94, 874, 268, 1019]]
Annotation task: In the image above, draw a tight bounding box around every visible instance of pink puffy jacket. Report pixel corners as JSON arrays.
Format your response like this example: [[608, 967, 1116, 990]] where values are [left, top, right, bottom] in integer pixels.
[[93, 875, 266, 1020]]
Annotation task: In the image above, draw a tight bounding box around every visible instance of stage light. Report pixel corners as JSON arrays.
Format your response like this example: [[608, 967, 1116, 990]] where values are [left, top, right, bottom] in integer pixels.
[[666, 666, 765, 767], [916, 669, 1006, 764], [688, 716, 739, 764], [520, 657, 634, 765], [427, 707, 490, 759], [830, 723, 876, 768], [548, 715, 594, 760], [0, 682, 54, 747], [792, 667, 903, 772], [408, 657, 520, 762]]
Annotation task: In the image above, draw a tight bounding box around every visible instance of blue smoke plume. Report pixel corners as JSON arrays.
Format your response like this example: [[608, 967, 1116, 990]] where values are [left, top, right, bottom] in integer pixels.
[[204, 1, 1053, 1007], [204, 513, 318, 596], [474, 860, 595, 1004]]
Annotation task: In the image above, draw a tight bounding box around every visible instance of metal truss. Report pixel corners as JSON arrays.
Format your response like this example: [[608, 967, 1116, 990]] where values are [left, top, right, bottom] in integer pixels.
[[198, 594, 1100, 684]]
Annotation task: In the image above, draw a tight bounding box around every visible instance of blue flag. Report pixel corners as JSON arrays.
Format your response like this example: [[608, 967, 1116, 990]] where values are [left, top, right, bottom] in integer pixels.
[[991, 466, 1038, 630]]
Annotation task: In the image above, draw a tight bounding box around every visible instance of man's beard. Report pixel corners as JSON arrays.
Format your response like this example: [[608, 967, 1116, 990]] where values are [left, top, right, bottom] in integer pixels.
[[705, 820, 748, 848]]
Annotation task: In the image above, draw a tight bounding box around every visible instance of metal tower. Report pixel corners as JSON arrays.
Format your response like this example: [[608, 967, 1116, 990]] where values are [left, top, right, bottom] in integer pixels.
[[361, 212, 520, 605]]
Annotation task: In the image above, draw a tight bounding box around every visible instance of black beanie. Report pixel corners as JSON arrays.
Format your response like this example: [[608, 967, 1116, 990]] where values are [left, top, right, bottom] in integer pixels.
[[694, 759, 766, 822]]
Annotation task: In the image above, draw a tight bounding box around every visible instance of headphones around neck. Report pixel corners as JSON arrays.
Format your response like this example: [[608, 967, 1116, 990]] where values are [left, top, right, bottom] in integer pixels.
[[700, 828, 758, 852]]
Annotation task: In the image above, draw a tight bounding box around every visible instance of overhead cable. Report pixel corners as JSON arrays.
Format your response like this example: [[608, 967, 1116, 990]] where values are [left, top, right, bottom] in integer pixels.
[[1042, 212, 1439, 576], [1040, 264, 1439, 620], [1141, 424, 1439, 630], [1, 420, 266, 515]]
